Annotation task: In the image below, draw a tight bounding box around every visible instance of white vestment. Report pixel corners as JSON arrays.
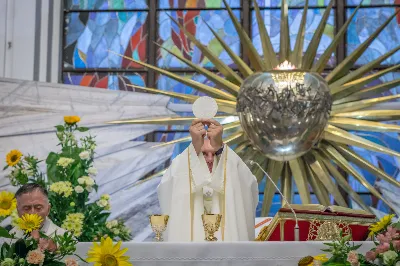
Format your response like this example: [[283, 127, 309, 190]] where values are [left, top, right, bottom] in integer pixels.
[[10, 218, 67, 238], [157, 143, 259, 242]]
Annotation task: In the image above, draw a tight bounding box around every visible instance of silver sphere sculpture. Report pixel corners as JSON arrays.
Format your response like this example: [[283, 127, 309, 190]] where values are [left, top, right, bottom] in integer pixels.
[[236, 62, 332, 161]]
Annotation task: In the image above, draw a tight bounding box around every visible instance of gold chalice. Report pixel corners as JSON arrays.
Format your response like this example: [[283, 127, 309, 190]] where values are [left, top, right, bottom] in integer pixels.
[[201, 214, 222, 241], [149, 214, 169, 242]]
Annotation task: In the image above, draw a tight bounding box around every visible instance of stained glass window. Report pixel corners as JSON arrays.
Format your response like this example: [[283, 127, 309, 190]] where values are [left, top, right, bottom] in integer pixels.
[[346, 7, 400, 66], [159, 0, 241, 8], [65, 0, 148, 10], [156, 73, 210, 102], [157, 10, 241, 68], [63, 72, 146, 90], [251, 9, 336, 66], [255, 0, 332, 7], [64, 11, 148, 69], [347, 0, 399, 5]]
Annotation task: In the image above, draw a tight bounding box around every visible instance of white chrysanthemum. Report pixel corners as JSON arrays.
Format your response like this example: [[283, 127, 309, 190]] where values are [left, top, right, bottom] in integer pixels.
[[101, 194, 110, 200], [74, 186, 84, 194], [85, 177, 95, 186], [86, 186, 93, 193], [79, 151, 90, 160], [88, 167, 98, 176], [96, 199, 108, 208]]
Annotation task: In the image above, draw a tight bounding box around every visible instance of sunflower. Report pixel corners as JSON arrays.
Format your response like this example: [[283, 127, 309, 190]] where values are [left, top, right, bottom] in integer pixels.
[[87, 237, 131, 266], [369, 214, 395, 237], [16, 213, 43, 233], [6, 150, 22, 167], [298, 254, 328, 266], [0, 191, 17, 217], [64, 116, 81, 125]]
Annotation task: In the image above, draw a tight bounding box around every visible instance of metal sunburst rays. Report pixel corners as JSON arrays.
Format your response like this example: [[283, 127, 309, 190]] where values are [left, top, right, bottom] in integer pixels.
[[110, 0, 400, 215]]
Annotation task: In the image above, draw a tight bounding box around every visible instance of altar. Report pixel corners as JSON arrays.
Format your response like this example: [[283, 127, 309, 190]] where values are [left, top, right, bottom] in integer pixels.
[[75, 241, 375, 266]]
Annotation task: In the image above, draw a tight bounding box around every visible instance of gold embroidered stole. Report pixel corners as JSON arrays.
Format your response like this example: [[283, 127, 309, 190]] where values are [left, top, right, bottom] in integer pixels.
[[188, 146, 228, 241]]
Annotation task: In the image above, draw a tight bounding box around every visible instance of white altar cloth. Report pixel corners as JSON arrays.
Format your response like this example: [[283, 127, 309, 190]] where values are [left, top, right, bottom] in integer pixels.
[[75, 241, 375, 266]]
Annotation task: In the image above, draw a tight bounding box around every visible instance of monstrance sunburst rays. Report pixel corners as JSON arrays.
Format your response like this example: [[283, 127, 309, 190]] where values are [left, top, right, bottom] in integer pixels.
[[109, 0, 400, 215]]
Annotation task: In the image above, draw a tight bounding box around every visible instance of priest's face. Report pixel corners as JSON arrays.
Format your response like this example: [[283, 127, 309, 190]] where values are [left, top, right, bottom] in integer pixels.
[[201, 138, 215, 173], [16, 189, 50, 224]]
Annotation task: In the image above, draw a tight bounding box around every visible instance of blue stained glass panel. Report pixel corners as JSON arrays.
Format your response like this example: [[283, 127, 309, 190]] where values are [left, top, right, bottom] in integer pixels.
[[157, 10, 241, 68], [347, 8, 400, 65], [64, 11, 148, 69], [347, 0, 399, 5], [156, 74, 212, 103], [255, 0, 332, 7], [65, 0, 148, 10], [251, 9, 336, 67], [159, 0, 241, 8], [63, 72, 146, 90]]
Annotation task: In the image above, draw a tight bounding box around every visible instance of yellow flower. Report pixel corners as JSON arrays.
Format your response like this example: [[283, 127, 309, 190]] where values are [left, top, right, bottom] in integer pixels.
[[313, 254, 328, 263], [6, 150, 22, 167], [61, 213, 84, 237], [87, 237, 131, 266], [16, 214, 43, 233], [49, 181, 73, 197], [10, 209, 19, 227], [0, 191, 17, 217], [64, 116, 81, 125], [369, 214, 395, 237]]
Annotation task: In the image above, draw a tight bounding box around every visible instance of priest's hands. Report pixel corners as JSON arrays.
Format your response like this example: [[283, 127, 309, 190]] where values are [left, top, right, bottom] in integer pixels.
[[31, 230, 58, 252], [206, 119, 223, 152], [190, 119, 207, 154], [190, 119, 223, 154]]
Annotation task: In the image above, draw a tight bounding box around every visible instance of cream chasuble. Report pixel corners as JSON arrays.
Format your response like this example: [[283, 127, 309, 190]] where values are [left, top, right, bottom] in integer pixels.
[[157, 143, 259, 242]]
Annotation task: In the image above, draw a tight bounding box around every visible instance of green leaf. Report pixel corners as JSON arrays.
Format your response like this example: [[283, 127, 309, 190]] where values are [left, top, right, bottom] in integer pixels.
[[6, 244, 15, 259], [351, 244, 362, 250], [324, 242, 336, 247], [3, 165, 9, 170], [1, 242, 10, 259], [0, 227, 13, 238], [55, 125, 65, 132], [14, 239, 29, 258], [77, 127, 89, 132], [46, 152, 59, 164], [343, 234, 352, 242], [393, 221, 400, 229]]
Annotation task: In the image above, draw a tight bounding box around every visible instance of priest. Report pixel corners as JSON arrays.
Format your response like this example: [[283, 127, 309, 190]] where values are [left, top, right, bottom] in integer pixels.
[[10, 183, 66, 251], [157, 118, 259, 242]]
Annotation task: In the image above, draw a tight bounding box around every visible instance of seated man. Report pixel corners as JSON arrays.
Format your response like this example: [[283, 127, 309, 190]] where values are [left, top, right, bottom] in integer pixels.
[[10, 183, 66, 250], [158, 119, 258, 241]]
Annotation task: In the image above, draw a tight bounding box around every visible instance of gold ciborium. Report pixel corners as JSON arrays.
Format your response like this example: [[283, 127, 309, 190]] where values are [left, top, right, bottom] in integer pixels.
[[149, 214, 169, 242], [201, 214, 222, 241]]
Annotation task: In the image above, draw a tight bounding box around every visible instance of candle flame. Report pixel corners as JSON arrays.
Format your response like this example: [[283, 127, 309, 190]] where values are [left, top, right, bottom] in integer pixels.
[[274, 60, 296, 70]]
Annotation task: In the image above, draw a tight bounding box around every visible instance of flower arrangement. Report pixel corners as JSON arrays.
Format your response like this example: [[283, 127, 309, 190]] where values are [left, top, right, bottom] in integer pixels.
[[0, 213, 80, 266], [298, 214, 400, 266], [87, 237, 132, 266], [2, 116, 131, 242]]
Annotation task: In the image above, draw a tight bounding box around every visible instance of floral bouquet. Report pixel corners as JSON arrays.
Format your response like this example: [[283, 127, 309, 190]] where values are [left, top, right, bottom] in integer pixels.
[[0, 213, 80, 266], [363, 214, 400, 266], [298, 214, 400, 266], [2, 116, 131, 242]]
